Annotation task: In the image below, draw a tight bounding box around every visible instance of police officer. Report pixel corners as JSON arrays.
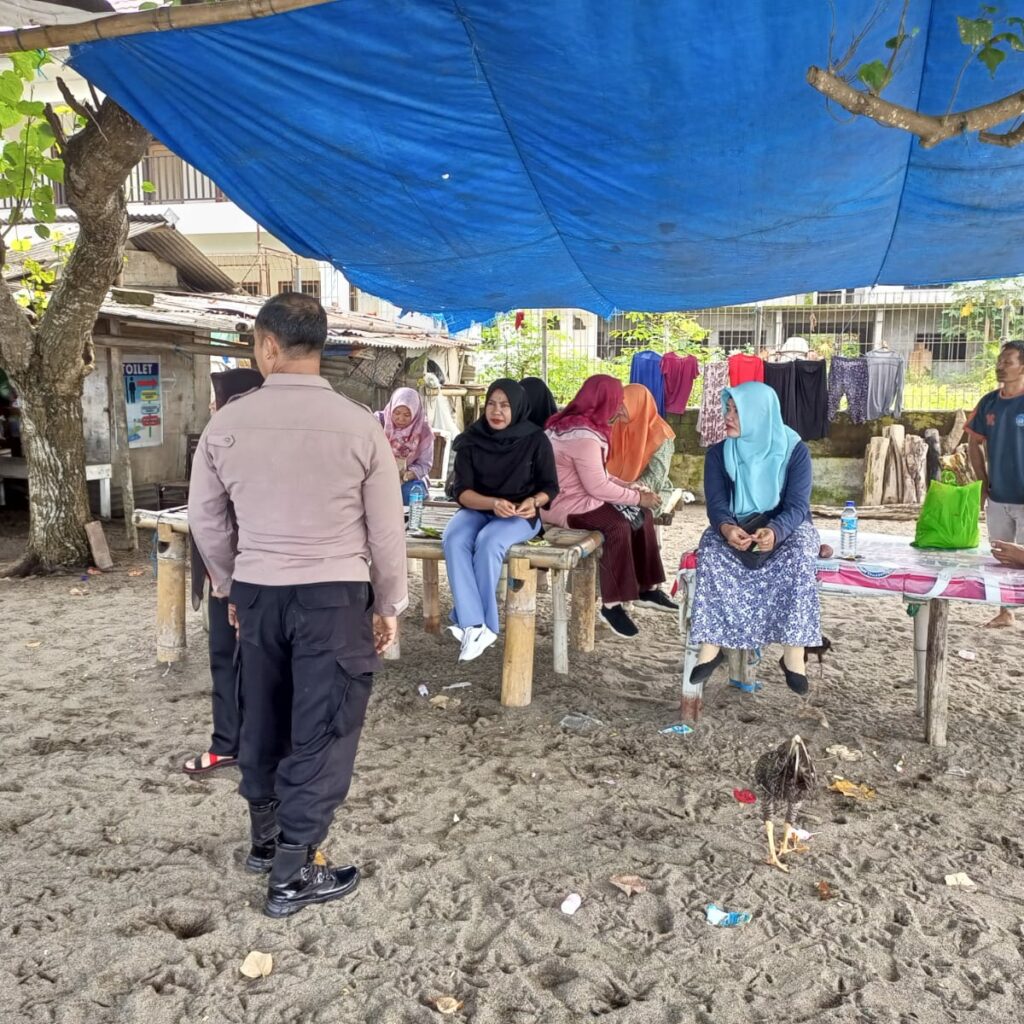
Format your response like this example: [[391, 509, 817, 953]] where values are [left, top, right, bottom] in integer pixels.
[[189, 293, 407, 917]]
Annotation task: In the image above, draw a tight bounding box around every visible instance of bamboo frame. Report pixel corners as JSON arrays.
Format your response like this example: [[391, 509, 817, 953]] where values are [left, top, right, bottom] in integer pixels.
[[0, 0, 336, 54]]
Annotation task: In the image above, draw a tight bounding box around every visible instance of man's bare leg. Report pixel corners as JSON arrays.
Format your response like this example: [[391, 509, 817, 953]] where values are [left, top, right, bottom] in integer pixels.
[[985, 608, 1015, 628]]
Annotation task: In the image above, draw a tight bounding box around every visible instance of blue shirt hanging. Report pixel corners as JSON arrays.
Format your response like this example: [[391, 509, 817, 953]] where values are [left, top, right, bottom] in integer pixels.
[[629, 351, 665, 416]]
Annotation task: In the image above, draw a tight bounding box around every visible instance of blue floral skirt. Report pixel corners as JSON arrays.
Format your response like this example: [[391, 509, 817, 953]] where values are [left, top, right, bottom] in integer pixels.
[[690, 521, 822, 648]]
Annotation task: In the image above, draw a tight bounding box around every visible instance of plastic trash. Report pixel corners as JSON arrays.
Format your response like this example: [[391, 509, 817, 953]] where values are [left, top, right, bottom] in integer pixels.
[[659, 723, 694, 736], [705, 903, 751, 927], [728, 678, 763, 694], [559, 713, 604, 732], [956, 650, 977, 661], [945, 872, 976, 889], [443, 681, 471, 690], [732, 788, 757, 804], [417, 684, 429, 697], [560, 893, 582, 915], [840, 500, 858, 559]]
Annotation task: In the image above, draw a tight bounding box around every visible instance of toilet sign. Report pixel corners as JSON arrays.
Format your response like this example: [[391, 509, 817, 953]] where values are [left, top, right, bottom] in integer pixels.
[[123, 357, 163, 448]]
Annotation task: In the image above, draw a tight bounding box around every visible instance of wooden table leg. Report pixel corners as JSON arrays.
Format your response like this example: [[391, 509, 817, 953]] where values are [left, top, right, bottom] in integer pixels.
[[911, 600, 930, 717], [569, 556, 597, 653], [679, 574, 702, 722], [925, 598, 950, 746], [156, 522, 186, 664], [501, 558, 536, 707], [421, 559, 440, 634], [551, 568, 569, 675]]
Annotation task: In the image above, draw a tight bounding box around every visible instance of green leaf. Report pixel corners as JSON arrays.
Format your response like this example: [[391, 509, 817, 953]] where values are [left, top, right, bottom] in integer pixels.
[[981, 3, 998, 12], [8, 236, 30, 252], [141, 180, 156, 194], [0, 70, 24, 106], [0, 107, 22, 130], [978, 44, 1006, 75], [32, 201, 56, 223], [16, 99, 44, 117], [957, 16, 994, 46], [9, 52, 38, 80], [857, 60, 892, 93], [32, 183, 53, 204], [991, 30, 1024, 51], [39, 158, 64, 183], [33, 223, 50, 240]]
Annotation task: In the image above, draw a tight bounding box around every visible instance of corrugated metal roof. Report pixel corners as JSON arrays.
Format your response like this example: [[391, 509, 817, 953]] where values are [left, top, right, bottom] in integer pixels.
[[129, 226, 237, 293], [99, 291, 468, 352]]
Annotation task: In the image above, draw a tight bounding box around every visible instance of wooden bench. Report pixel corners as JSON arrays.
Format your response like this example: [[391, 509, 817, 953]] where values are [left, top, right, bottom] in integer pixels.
[[132, 506, 603, 709]]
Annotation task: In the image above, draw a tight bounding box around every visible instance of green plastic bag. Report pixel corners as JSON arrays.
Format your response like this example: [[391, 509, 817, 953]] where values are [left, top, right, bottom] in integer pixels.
[[912, 478, 981, 550]]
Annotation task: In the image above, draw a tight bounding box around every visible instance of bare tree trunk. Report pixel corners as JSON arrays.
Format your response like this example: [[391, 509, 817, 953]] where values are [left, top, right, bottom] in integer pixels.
[[0, 98, 149, 575]]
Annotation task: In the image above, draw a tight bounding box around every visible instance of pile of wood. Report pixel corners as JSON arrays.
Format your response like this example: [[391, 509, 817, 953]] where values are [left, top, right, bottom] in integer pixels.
[[862, 410, 968, 506]]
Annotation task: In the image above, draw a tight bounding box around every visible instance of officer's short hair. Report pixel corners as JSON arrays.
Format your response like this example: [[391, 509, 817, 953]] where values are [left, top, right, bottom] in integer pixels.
[[1002, 340, 1024, 363], [255, 293, 328, 354]]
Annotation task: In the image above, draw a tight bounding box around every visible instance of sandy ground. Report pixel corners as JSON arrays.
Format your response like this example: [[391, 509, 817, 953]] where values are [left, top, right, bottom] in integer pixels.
[[3, 507, 1024, 1024]]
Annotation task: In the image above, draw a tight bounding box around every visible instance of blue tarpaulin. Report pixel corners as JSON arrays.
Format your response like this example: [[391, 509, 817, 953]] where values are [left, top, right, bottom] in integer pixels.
[[70, 1, 1024, 329]]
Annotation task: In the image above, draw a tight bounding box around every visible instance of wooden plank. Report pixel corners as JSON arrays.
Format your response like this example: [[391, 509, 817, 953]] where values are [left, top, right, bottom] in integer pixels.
[[85, 520, 114, 571], [501, 558, 537, 707], [569, 556, 597, 653], [551, 568, 569, 675], [912, 600, 930, 717], [902, 435, 928, 506], [108, 345, 138, 549], [881, 425, 905, 505], [678, 574, 702, 723], [156, 523, 187, 664], [924, 598, 950, 746], [421, 560, 441, 634]]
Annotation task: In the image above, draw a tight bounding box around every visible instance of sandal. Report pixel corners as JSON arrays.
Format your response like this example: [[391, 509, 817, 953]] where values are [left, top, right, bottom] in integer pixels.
[[182, 751, 238, 775]]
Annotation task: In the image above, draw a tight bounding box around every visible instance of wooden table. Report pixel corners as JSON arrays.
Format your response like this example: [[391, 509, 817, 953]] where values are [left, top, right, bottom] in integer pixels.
[[676, 530, 1024, 747], [132, 506, 603, 708], [0, 455, 113, 518]]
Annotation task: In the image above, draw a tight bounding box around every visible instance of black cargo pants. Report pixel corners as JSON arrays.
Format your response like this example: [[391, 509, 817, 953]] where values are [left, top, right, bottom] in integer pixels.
[[230, 580, 379, 848]]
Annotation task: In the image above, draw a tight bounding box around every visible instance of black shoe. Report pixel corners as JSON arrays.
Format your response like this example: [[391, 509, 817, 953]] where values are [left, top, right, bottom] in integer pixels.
[[779, 656, 809, 696], [689, 649, 725, 686], [245, 800, 280, 874], [599, 604, 639, 638], [264, 842, 360, 918], [634, 589, 678, 613]]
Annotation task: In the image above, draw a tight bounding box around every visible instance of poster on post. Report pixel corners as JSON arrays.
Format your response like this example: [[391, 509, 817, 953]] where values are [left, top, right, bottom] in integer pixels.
[[123, 357, 163, 449]]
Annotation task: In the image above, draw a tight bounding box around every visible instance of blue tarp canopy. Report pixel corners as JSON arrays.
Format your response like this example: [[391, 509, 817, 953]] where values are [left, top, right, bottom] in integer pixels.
[[70, 1, 1024, 329]]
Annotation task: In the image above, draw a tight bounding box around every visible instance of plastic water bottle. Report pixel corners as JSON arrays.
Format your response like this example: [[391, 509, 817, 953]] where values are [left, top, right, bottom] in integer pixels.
[[407, 483, 426, 532], [840, 500, 858, 559]]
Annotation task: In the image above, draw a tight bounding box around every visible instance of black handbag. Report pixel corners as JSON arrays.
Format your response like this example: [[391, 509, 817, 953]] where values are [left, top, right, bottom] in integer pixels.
[[732, 513, 781, 570]]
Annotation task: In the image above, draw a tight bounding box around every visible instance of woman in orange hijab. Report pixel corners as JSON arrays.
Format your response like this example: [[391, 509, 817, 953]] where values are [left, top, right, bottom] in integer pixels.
[[607, 383, 676, 503]]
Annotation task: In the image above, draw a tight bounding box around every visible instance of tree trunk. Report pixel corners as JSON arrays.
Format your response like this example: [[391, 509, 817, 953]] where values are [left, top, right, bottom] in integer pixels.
[[16, 370, 92, 570]]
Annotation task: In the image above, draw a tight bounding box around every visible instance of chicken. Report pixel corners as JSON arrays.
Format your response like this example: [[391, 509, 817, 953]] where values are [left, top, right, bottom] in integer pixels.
[[754, 734, 817, 872]]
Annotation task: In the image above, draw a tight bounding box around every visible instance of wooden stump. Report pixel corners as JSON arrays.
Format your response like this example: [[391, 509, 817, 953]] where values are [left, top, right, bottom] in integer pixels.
[[882, 425, 906, 504], [551, 568, 569, 675], [501, 558, 537, 707], [903, 435, 928, 505], [569, 556, 597, 653], [924, 599, 950, 746], [863, 436, 889, 505], [942, 409, 967, 455], [421, 559, 440, 634], [156, 522, 187, 663]]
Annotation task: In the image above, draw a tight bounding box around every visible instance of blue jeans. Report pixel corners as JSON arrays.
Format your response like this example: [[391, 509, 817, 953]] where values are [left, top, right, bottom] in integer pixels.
[[441, 509, 540, 634], [401, 479, 427, 504]]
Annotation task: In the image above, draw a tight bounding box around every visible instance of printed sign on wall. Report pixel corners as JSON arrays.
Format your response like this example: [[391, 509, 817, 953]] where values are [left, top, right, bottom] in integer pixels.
[[123, 357, 163, 449]]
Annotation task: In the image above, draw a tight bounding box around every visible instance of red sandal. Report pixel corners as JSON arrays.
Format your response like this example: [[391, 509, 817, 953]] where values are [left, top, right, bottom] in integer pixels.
[[182, 751, 239, 775]]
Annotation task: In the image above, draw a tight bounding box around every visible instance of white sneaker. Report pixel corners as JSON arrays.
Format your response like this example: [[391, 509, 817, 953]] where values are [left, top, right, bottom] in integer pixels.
[[447, 625, 465, 643], [458, 625, 498, 662]]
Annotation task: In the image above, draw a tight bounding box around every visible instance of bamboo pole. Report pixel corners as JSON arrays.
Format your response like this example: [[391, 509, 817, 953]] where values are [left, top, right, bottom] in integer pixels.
[[569, 556, 597, 653], [500, 558, 537, 707], [551, 568, 568, 675], [0, 0, 336, 54], [924, 599, 950, 747], [678, 574, 702, 723], [156, 522, 187, 663], [421, 559, 440, 634], [911, 601, 930, 717]]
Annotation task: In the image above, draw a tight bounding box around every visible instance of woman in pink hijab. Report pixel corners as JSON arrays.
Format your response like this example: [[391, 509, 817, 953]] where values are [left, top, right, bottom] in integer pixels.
[[375, 387, 435, 502]]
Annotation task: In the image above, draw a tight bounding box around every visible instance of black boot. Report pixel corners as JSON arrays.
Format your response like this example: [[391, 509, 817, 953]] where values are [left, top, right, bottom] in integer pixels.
[[245, 800, 280, 874], [264, 841, 360, 919], [779, 655, 809, 696]]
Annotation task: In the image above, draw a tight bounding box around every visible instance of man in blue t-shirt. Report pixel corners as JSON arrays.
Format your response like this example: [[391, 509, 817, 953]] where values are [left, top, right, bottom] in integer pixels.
[[967, 340, 1024, 627]]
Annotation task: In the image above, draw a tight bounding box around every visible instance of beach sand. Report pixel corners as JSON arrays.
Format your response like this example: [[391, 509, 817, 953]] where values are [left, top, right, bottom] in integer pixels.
[[2, 509, 1024, 1023]]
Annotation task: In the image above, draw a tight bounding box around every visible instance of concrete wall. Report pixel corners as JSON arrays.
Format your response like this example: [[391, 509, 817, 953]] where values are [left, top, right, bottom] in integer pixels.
[[666, 408, 960, 505]]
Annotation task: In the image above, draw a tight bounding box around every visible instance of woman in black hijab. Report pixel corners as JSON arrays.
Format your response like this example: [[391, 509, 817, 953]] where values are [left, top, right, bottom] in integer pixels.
[[521, 375, 558, 428], [183, 367, 262, 775], [442, 378, 560, 662]]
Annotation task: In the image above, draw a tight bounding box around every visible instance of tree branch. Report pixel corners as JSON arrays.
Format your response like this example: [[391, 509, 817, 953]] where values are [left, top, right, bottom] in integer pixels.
[[43, 102, 68, 151], [979, 120, 1024, 147], [38, 98, 150, 388], [0, 0, 335, 53], [57, 76, 95, 124], [808, 65, 1024, 147]]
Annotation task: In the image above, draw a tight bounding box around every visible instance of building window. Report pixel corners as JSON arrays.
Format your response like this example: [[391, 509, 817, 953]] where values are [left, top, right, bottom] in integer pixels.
[[572, 315, 586, 331], [717, 329, 755, 352], [276, 279, 321, 298], [816, 289, 856, 304], [918, 332, 967, 362], [239, 281, 261, 296], [545, 312, 561, 332], [349, 284, 360, 310]]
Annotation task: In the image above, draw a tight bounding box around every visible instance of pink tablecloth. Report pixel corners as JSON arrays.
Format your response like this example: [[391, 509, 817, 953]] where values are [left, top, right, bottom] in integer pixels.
[[815, 530, 1024, 607]]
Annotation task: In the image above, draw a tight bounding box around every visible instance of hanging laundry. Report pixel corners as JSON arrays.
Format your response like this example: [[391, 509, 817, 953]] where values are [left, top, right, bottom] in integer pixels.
[[727, 352, 764, 386], [629, 350, 666, 415], [698, 361, 730, 447], [661, 351, 700, 413], [827, 355, 869, 423], [792, 360, 829, 440], [865, 349, 906, 419], [764, 360, 797, 427]]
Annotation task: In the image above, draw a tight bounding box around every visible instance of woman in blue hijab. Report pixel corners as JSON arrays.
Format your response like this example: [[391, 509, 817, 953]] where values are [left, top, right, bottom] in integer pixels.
[[688, 382, 822, 695]]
